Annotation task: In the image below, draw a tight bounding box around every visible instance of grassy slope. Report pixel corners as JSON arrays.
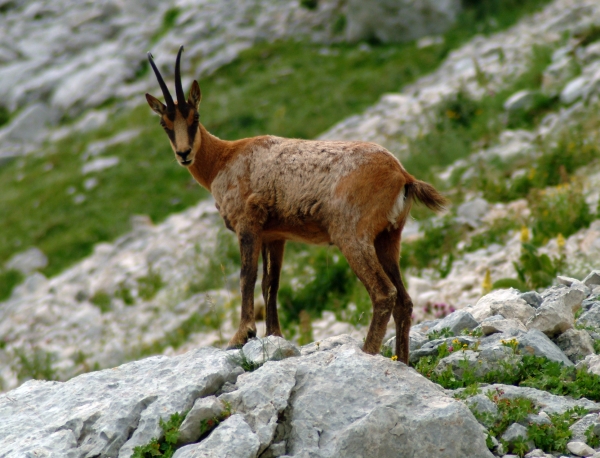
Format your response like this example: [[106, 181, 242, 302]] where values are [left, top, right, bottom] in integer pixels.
[[0, 0, 551, 297]]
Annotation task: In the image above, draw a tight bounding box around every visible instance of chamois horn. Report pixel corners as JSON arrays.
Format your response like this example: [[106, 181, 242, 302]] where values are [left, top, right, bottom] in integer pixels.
[[147, 51, 175, 110], [174, 45, 187, 111]]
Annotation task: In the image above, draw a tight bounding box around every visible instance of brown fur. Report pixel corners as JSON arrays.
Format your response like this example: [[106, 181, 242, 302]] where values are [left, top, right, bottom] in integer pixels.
[[146, 53, 448, 363]]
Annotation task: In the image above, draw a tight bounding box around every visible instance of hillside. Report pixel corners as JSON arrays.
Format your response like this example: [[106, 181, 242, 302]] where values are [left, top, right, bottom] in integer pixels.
[[1, 0, 600, 383]]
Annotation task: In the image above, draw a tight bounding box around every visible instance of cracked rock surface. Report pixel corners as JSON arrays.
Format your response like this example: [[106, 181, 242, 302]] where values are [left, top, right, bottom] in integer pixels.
[[0, 335, 492, 458]]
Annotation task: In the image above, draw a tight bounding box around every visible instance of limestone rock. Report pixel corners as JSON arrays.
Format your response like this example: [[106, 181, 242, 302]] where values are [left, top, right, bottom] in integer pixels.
[[467, 289, 532, 323], [172, 414, 260, 458], [0, 347, 237, 458], [517, 329, 573, 366], [569, 413, 600, 443], [345, 0, 462, 44], [583, 270, 600, 288], [501, 423, 532, 451], [177, 396, 228, 446], [428, 309, 479, 336], [561, 76, 588, 104], [526, 287, 586, 336], [5, 247, 48, 275], [556, 329, 595, 363], [480, 317, 527, 336], [576, 354, 600, 377], [520, 291, 543, 308], [456, 197, 489, 227], [478, 384, 600, 415], [504, 90, 535, 112], [241, 336, 301, 366], [283, 340, 493, 457], [567, 441, 596, 457], [466, 394, 498, 427], [219, 361, 297, 454], [578, 304, 600, 329]]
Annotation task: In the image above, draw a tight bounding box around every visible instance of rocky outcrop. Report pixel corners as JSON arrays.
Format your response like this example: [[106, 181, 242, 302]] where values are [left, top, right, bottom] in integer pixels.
[[0, 335, 493, 458], [345, 0, 462, 44]]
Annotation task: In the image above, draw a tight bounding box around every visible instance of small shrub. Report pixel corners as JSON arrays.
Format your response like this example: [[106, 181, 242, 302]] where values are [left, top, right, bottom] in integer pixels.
[[13, 347, 57, 382], [0, 268, 23, 301], [132, 411, 186, 458], [299, 0, 318, 10], [278, 248, 356, 327], [428, 327, 454, 340], [402, 215, 462, 275], [198, 401, 232, 439], [138, 266, 163, 301], [585, 424, 600, 448], [227, 348, 261, 372], [495, 236, 564, 291], [90, 290, 112, 313], [0, 105, 9, 127], [115, 284, 135, 305], [529, 184, 593, 246]]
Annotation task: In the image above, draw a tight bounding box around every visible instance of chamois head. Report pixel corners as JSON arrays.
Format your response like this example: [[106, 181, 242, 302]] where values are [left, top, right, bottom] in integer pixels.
[[146, 46, 202, 167]]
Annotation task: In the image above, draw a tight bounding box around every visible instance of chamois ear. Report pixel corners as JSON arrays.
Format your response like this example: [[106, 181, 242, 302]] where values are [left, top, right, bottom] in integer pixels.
[[146, 93, 166, 116], [188, 80, 202, 109]]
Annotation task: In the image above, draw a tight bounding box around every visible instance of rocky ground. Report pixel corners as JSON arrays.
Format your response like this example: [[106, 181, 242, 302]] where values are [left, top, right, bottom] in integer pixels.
[[2, 0, 600, 391], [3, 0, 600, 455], [2, 271, 600, 457]]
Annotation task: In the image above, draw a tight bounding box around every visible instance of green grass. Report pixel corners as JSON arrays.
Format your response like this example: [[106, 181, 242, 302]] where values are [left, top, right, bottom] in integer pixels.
[[0, 0, 553, 292]]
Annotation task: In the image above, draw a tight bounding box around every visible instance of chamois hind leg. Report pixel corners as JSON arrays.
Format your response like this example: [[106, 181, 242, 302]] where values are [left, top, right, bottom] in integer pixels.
[[227, 230, 261, 349], [374, 227, 413, 364], [261, 240, 285, 337], [337, 239, 397, 355]]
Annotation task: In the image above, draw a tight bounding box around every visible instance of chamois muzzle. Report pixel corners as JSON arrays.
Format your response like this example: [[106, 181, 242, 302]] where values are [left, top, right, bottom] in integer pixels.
[[176, 149, 192, 165]]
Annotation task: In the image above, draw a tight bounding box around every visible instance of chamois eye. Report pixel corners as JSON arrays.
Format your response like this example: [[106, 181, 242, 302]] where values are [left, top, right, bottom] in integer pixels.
[[193, 112, 199, 122]]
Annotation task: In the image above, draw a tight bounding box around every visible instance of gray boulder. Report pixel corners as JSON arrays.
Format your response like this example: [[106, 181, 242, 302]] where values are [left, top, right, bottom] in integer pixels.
[[504, 90, 535, 112], [241, 336, 301, 366], [428, 309, 479, 336], [526, 287, 586, 336], [480, 317, 527, 336], [576, 354, 600, 377], [583, 270, 600, 288], [177, 396, 228, 446], [0, 347, 238, 458], [467, 289, 534, 324], [5, 247, 48, 275], [556, 329, 595, 363], [520, 291, 543, 308], [173, 414, 260, 458], [466, 394, 498, 422], [478, 384, 600, 415], [501, 422, 530, 446], [345, 0, 462, 44], [517, 329, 573, 366], [456, 197, 489, 228], [569, 413, 600, 443], [281, 339, 493, 457], [219, 361, 297, 454], [577, 304, 600, 329], [0, 335, 496, 457]]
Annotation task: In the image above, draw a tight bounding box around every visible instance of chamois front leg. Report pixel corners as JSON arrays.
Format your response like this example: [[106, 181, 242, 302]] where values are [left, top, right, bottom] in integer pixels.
[[227, 230, 261, 349], [261, 240, 285, 337]]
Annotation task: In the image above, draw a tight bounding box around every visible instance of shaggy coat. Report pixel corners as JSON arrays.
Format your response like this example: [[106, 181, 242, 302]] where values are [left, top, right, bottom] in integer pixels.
[[146, 47, 447, 363]]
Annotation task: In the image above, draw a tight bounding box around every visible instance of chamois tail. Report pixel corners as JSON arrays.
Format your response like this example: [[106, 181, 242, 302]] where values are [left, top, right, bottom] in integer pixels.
[[405, 180, 448, 213]]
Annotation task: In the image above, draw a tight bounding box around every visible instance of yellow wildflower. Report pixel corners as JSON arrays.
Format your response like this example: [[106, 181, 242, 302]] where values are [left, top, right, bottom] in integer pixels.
[[557, 233, 565, 250], [391, 355, 398, 361], [482, 269, 492, 294], [520, 226, 530, 243]]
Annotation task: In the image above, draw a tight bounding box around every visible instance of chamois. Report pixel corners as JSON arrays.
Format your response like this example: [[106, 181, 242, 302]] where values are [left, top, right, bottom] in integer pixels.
[[145, 46, 447, 363]]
